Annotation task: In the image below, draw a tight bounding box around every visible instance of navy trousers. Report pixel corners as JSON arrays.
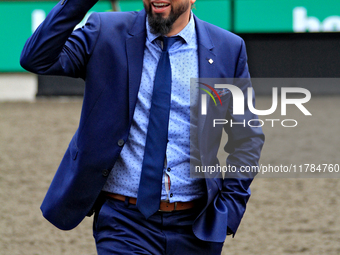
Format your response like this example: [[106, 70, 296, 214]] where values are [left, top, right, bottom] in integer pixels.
[[93, 197, 224, 255]]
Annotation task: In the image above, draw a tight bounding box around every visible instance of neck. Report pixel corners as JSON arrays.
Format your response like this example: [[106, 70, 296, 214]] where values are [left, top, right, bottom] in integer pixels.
[[166, 10, 191, 37]]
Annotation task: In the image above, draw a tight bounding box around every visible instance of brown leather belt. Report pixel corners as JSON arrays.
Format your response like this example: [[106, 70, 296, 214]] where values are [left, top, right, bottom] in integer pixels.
[[103, 192, 195, 212]]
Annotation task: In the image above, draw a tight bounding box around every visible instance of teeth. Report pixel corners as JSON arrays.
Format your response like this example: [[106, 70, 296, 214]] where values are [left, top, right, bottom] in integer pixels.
[[153, 3, 169, 7]]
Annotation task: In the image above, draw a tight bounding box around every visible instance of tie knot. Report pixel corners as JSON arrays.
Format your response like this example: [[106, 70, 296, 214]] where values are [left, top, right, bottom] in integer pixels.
[[161, 36, 180, 52]]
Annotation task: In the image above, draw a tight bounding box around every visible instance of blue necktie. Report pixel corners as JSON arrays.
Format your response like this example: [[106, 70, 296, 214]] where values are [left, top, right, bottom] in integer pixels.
[[137, 36, 178, 219]]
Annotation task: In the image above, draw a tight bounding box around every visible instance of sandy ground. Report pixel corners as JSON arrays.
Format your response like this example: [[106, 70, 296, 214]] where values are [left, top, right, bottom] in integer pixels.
[[1, 96, 340, 255]]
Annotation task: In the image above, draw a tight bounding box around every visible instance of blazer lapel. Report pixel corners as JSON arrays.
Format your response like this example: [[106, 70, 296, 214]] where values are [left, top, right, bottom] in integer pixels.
[[194, 16, 225, 186], [126, 10, 147, 125], [194, 15, 216, 147]]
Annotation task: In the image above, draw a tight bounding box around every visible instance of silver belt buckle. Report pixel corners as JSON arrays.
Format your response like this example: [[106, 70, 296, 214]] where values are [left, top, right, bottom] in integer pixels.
[[158, 202, 177, 212]]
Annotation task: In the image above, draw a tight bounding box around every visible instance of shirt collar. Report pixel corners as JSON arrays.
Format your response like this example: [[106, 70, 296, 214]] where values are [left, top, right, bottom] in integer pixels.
[[146, 12, 195, 45]]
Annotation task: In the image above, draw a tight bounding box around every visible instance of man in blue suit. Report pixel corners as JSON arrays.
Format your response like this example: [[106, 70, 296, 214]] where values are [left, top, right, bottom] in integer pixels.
[[21, 0, 264, 254]]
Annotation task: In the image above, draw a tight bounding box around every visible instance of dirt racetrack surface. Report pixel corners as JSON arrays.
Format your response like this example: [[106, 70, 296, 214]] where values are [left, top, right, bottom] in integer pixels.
[[1, 96, 340, 255]]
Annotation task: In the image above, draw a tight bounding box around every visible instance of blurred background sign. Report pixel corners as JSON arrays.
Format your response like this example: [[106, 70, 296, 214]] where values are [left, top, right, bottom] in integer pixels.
[[0, 1, 111, 73], [235, 0, 340, 33]]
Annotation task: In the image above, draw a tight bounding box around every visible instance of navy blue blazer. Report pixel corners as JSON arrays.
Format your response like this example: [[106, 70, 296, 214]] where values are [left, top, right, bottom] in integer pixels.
[[20, 0, 264, 242]]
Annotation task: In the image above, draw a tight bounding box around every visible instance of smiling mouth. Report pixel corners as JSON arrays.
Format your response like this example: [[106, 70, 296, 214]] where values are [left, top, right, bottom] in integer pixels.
[[152, 2, 170, 9]]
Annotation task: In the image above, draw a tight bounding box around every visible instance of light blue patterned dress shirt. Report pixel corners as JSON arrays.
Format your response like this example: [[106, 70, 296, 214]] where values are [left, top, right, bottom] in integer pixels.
[[102, 13, 205, 202]]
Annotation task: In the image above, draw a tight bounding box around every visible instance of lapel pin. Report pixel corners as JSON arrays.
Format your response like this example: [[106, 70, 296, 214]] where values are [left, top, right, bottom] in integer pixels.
[[208, 58, 214, 64]]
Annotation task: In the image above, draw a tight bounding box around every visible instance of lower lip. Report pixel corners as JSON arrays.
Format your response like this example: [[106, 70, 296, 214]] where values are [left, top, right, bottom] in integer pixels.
[[152, 3, 171, 14]]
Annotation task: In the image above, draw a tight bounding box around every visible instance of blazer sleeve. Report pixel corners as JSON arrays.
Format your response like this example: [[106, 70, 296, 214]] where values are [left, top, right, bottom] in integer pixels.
[[20, 0, 100, 79], [221, 39, 265, 236]]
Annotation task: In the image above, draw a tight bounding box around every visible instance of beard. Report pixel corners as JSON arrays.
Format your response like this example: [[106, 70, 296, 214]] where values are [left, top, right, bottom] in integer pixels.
[[144, 1, 190, 35]]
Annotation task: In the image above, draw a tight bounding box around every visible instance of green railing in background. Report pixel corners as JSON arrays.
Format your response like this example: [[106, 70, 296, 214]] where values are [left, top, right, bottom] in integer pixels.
[[1, 0, 340, 72]]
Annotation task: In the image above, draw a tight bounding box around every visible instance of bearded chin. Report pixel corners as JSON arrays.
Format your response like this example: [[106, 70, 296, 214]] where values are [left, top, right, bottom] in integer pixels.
[[145, 2, 189, 35], [148, 13, 177, 35]]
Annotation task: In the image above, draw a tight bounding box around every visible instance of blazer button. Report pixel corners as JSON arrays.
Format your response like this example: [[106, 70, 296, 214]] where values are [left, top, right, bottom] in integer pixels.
[[102, 169, 110, 177], [117, 139, 125, 147]]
